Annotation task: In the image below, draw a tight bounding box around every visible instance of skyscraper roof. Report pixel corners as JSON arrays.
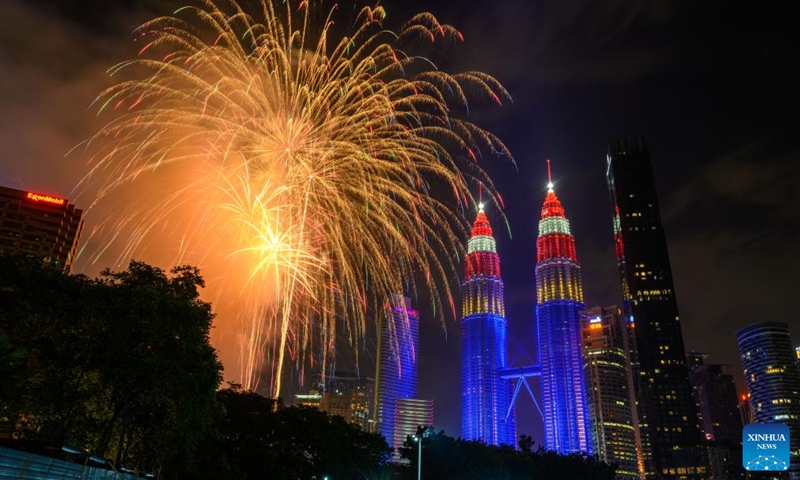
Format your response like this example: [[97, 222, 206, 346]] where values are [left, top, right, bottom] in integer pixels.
[[470, 208, 493, 237]]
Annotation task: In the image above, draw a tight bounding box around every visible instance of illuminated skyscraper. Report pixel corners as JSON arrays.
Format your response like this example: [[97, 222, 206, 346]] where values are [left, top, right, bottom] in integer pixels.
[[582, 306, 644, 480], [306, 373, 375, 432], [536, 165, 592, 454], [393, 398, 434, 450], [375, 295, 421, 448], [0, 186, 84, 272], [461, 205, 516, 445], [606, 139, 705, 479], [737, 322, 800, 479]]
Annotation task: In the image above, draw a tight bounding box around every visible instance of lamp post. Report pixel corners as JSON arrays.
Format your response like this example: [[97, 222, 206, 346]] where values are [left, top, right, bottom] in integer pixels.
[[413, 427, 434, 480]]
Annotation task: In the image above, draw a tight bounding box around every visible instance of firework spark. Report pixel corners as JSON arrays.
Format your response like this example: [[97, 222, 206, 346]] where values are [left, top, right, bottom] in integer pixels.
[[76, 0, 513, 398]]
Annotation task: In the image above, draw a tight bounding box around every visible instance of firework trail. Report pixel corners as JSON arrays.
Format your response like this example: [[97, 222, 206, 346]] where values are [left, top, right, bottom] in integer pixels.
[[76, 0, 513, 398]]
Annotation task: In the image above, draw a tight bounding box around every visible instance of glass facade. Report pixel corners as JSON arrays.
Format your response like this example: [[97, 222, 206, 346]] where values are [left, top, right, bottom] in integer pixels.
[[536, 185, 593, 454], [461, 208, 516, 445], [393, 398, 434, 449], [737, 322, 800, 479], [375, 295, 419, 448], [606, 139, 704, 479], [582, 306, 644, 480]]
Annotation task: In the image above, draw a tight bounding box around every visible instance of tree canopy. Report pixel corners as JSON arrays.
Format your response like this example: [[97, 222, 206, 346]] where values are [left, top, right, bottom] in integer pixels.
[[396, 431, 617, 480], [0, 256, 222, 474], [189, 385, 392, 480]]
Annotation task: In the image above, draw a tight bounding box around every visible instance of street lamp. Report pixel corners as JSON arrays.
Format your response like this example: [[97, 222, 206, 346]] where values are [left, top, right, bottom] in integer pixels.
[[412, 427, 434, 480]]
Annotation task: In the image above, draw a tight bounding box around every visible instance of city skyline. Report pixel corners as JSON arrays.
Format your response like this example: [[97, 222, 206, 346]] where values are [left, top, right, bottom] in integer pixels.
[[1, 0, 798, 444]]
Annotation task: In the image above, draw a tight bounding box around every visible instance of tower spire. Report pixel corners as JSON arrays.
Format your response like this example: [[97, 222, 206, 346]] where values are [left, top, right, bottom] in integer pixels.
[[547, 159, 554, 192]]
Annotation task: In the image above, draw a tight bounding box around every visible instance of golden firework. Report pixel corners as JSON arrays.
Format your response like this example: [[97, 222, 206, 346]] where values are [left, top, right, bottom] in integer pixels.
[[77, 0, 513, 398]]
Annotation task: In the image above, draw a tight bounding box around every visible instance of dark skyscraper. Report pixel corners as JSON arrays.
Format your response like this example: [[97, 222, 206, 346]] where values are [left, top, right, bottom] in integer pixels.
[[461, 206, 515, 446], [737, 322, 800, 479], [606, 139, 704, 479], [687, 353, 743, 445], [0, 186, 84, 272]]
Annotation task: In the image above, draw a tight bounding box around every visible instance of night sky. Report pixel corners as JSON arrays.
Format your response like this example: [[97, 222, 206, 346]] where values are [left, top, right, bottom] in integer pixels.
[[2, 0, 799, 445]]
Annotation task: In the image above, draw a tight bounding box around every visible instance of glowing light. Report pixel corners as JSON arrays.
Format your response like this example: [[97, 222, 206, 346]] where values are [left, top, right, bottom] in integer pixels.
[[26, 191, 66, 206], [77, 0, 512, 398]]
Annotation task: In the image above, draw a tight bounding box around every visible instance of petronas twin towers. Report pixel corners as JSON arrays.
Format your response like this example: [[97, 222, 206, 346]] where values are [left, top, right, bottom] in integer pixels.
[[461, 177, 592, 455], [460, 205, 516, 445]]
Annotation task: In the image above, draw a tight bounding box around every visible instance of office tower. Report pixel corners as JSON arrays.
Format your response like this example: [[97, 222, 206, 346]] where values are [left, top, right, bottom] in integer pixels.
[[582, 306, 644, 480], [393, 398, 434, 450], [313, 373, 375, 432], [0, 186, 84, 272], [461, 205, 516, 446], [375, 295, 420, 448], [687, 353, 743, 444], [606, 139, 704, 478], [294, 391, 323, 408], [737, 322, 800, 479], [349, 380, 374, 433], [536, 169, 592, 455]]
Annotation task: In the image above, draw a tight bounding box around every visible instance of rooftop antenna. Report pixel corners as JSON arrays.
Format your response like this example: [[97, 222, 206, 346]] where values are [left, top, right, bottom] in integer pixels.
[[547, 159, 554, 192]]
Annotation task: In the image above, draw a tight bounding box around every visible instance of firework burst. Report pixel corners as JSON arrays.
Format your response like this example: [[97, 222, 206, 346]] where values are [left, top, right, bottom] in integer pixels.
[[77, 0, 513, 397]]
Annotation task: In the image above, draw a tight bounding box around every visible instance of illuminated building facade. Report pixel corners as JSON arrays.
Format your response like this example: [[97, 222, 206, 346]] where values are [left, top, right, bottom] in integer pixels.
[[536, 173, 592, 455], [737, 322, 800, 479], [461, 206, 516, 445], [582, 306, 644, 480], [313, 373, 375, 432], [393, 398, 434, 450], [0, 186, 84, 272], [375, 295, 422, 448], [294, 389, 323, 408], [606, 139, 704, 479], [686, 353, 742, 444]]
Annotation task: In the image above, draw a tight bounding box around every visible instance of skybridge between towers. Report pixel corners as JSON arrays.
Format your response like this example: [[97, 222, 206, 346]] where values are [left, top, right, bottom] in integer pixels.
[[500, 364, 543, 421]]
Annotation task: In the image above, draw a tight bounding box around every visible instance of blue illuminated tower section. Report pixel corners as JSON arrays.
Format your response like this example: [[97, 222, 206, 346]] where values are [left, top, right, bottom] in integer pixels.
[[536, 172, 593, 455], [461, 205, 516, 446], [375, 295, 419, 448]]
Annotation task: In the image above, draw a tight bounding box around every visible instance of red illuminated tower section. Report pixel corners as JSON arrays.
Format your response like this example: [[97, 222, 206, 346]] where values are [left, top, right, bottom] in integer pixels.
[[461, 205, 515, 446], [536, 163, 593, 454], [462, 209, 503, 313]]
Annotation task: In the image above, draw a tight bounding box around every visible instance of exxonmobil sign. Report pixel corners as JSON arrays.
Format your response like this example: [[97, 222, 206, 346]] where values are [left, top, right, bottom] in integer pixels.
[[25, 191, 66, 206]]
